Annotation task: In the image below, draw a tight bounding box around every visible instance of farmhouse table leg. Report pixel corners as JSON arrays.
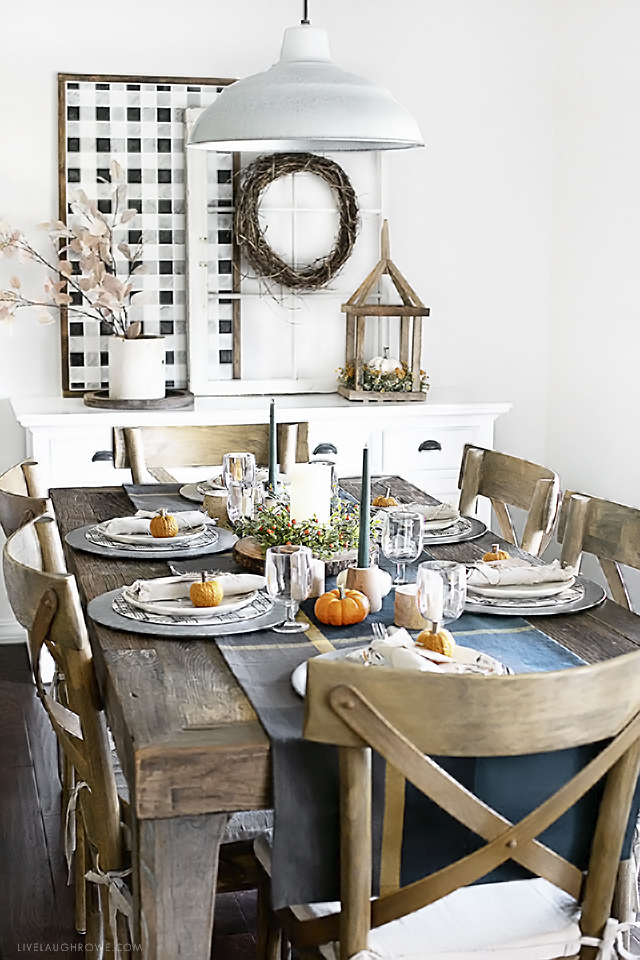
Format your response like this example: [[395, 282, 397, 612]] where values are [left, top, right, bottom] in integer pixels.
[[135, 812, 229, 959]]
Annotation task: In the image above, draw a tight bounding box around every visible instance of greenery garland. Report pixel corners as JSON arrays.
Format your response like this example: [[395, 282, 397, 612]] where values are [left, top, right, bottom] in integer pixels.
[[234, 153, 359, 292], [233, 497, 373, 561]]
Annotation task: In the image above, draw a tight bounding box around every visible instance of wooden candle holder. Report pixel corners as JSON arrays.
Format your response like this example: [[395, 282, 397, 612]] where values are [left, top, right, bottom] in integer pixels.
[[339, 221, 430, 403]]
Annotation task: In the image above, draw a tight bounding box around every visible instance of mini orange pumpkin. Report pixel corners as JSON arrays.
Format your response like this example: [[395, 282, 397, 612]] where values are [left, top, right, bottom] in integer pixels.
[[416, 628, 456, 657], [314, 585, 370, 626], [149, 509, 179, 539], [482, 543, 510, 562], [372, 495, 398, 507], [189, 574, 224, 608]]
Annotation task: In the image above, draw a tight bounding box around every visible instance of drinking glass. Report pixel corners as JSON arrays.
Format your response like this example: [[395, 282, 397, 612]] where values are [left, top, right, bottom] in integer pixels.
[[417, 560, 467, 626], [265, 545, 314, 634], [380, 511, 424, 585], [226, 481, 264, 524], [222, 452, 256, 490]]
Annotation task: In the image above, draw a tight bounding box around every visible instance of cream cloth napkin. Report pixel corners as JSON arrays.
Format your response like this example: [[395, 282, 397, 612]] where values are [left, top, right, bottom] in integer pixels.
[[407, 502, 460, 522], [468, 558, 574, 588], [369, 628, 443, 672], [128, 573, 266, 603], [103, 510, 212, 536]]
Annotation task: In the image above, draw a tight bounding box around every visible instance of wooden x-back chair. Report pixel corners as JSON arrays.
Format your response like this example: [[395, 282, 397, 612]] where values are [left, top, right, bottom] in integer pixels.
[[261, 655, 640, 960], [0, 458, 53, 540], [558, 491, 640, 611], [458, 444, 561, 557], [3, 517, 130, 954], [113, 422, 310, 484]]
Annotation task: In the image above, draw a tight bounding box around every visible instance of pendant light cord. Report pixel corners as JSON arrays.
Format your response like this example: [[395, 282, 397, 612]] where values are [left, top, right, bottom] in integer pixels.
[[301, 0, 310, 24]]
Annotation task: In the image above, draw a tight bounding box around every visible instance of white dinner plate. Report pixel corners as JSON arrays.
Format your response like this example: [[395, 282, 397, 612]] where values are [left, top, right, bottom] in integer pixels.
[[180, 483, 206, 504], [467, 577, 575, 600], [122, 585, 258, 619], [96, 521, 208, 546], [421, 517, 459, 531], [291, 644, 509, 697]]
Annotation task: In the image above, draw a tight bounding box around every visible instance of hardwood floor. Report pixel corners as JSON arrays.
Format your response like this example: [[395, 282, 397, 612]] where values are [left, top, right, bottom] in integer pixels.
[[0, 643, 258, 960]]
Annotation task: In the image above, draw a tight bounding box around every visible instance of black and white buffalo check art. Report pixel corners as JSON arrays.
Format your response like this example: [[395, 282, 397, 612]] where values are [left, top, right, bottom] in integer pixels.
[[58, 74, 235, 394]]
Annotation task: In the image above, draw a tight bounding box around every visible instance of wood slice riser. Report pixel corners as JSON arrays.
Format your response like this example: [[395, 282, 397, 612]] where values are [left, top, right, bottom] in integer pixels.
[[83, 389, 195, 410], [233, 537, 357, 576]]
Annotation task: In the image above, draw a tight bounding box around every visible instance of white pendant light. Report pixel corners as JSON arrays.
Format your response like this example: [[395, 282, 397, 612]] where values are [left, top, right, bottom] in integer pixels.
[[188, 5, 423, 152]]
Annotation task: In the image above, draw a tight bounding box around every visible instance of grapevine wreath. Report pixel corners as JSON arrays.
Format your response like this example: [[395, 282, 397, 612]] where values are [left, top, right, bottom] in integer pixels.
[[234, 153, 359, 291]]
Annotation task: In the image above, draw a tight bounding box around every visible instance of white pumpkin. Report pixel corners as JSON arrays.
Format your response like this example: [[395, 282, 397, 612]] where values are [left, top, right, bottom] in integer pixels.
[[368, 346, 401, 374], [337, 566, 392, 598]]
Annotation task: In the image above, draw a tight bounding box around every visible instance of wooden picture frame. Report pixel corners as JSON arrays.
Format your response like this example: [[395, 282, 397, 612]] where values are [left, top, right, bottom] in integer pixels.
[[57, 73, 235, 397]]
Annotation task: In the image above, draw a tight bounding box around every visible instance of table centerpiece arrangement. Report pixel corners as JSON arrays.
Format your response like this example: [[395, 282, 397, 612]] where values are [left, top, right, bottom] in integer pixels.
[[232, 492, 366, 576]]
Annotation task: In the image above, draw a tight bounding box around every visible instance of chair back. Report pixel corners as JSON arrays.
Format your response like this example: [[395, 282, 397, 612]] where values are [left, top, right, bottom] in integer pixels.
[[558, 490, 640, 610], [0, 459, 49, 534], [302, 654, 640, 958], [0, 459, 66, 571], [458, 444, 560, 556], [113, 422, 310, 483], [2, 518, 121, 871]]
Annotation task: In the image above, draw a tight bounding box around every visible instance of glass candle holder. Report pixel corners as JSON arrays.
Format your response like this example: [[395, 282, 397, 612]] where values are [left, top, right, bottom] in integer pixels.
[[417, 560, 467, 625]]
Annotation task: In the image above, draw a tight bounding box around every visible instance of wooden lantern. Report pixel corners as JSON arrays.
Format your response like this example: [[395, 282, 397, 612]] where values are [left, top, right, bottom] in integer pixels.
[[339, 221, 430, 402]]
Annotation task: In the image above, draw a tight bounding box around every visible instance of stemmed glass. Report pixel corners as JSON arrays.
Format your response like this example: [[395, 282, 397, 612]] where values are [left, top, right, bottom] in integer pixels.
[[417, 560, 467, 626], [380, 511, 424, 585], [265, 545, 314, 634], [222, 452, 256, 490]]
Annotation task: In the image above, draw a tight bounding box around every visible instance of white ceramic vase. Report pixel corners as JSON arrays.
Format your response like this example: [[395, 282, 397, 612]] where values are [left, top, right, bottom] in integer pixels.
[[108, 336, 166, 401]]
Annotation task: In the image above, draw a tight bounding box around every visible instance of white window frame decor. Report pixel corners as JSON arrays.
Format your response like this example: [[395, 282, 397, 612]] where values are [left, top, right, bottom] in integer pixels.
[[185, 113, 384, 397]]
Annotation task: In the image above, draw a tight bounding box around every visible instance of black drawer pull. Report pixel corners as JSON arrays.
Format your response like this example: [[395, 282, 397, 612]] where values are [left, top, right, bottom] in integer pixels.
[[92, 450, 114, 462], [418, 440, 442, 452], [313, 443, 338, 455]]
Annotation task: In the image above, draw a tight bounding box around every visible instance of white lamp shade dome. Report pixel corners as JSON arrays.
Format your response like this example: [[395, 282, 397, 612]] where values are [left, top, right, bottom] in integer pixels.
[[188, 25, 423, 152]]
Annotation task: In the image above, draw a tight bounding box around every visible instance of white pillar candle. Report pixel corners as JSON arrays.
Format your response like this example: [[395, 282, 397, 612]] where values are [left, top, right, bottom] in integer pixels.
[[289, 463, 332, 525]]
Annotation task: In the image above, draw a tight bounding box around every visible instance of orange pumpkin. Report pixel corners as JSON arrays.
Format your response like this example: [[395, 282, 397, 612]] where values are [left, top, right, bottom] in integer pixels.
[[149, 509, 179, 539], [314, 585, 370, 626], [189, 574, 224, 608], [482, 543, 510, 562], [372, 495, 398, 507], [416, 628, 456, 657]]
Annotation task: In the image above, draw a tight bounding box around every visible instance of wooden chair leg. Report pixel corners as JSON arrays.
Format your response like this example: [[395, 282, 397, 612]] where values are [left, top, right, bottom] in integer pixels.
[[257, 865, 281, 960], [75, 813, 87, 934], [85, 870, 103, 955]]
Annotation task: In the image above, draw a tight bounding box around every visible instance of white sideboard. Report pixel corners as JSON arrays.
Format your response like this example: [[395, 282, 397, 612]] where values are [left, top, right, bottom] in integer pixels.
[[11, 395, 511, 513]]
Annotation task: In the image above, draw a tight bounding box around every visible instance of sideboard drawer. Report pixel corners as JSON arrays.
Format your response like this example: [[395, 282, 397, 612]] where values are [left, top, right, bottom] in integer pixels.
[[381, 424, 484, 475]]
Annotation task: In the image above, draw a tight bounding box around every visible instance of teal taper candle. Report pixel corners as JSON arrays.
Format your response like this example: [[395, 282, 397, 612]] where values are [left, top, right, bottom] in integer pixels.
[[357, 446, 370, 568], [268, 398, 277, 492]]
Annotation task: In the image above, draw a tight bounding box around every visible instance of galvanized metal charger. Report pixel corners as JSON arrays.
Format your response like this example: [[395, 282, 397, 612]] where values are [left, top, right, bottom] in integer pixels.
[[88, 589, 286, 638], [66, 523, 237, 560], [464, 575, 606, 617], [420, 516, 487, 546]]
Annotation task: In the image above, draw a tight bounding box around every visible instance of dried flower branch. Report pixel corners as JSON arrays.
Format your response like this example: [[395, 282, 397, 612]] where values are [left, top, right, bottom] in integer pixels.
[[0, 160, 147, 338]]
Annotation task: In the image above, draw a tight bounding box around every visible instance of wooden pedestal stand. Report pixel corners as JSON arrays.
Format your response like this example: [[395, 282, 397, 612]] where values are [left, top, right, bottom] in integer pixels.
[[339, 221, 429, 402]]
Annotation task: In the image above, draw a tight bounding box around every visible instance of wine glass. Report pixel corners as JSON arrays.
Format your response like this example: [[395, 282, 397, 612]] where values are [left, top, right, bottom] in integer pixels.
[[222, 452, 256, 490], [417, 560, 467, 626], [381, 511, 424, 585], [265, 545, 314, 634]]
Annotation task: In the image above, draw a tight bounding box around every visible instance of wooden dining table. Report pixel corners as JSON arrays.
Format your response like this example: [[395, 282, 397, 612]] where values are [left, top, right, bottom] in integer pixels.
[[51, 478, 640, 960]]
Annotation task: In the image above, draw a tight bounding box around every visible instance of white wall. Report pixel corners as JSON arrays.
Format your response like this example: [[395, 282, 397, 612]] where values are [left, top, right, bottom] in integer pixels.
[[0, 1, 637, 626]]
